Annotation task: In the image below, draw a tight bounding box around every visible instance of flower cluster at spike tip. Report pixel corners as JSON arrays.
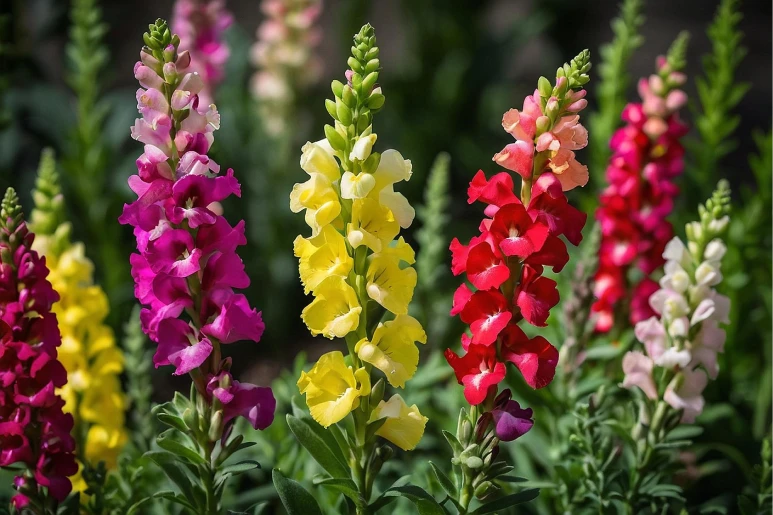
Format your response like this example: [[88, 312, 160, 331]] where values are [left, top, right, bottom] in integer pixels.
[[447, 51, 591, 442], [119, 19, 275, 432], [0, 189, 78, 509], [592, 50, 689, 333]]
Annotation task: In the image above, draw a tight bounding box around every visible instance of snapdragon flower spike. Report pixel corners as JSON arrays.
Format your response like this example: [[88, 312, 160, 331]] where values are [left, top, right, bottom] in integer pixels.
[[119, 19, 275, 433], [251, 0, 323, 136], [622, 181, 731, 423], [0, 188, 78, 509], [592, 35, 690, 333], [443, 54, 590, 506], [171, 0, 233, 106], [447, 51, 590, 408]]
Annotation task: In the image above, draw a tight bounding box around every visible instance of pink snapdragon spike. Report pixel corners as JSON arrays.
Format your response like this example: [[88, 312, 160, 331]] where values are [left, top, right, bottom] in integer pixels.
[[119, 20, 275, 432], [0, 188, 77, 509], [172, 0, 233, 106], [592, 48, 689, 333], [621, 181, 731, 424]]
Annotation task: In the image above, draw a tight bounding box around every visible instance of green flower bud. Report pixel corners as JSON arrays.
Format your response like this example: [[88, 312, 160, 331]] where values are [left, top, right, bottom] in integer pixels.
[[365, 47, 379, 61], [342, 85, 356, 108], [361, 72, 378, 94], [537, 76, 553, 99], [182, 407, 198, 431], [331, 80, 344, 99], [367, 91, 385, 110], [324, 124, 347, 152], [347, 56, 363, 73], [464, 456, 484, 470], [474, 481, 494, 499], [336, 99, 353, 126], [370, 377, 385, 405], [208, 411, 224, 442], [325, 99, 338, 120], [365, 59, 380, 73]]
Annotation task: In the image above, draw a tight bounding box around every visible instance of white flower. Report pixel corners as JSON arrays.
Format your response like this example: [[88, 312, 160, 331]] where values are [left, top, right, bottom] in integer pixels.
[[668, 317, 689, 338], [655, 347, 692, 369], [708, 215, 729, 233], [660, 267, 690, 293], [650, 289, 690, 319], [663, 237, 690, 267], [350, 134, 377, 162], [695, 261, 722, 287], [704, 239, 727, 262], [340, 172, 376, 199], [664, 368, 708, 423]]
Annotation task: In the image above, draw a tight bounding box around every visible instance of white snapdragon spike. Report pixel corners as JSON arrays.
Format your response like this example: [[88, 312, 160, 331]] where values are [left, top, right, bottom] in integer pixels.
[[622, 182, 732, 424]]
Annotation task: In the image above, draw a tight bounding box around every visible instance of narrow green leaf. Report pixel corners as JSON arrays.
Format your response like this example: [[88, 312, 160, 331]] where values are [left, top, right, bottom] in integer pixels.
[[221, 460, 261, 476], [156, 431, 206, 465], [272, 469, 323, 515], [313, 477, 363, 505], [429, 461, 457, 497], [471, 488, 540, 514], [287, 415, 350, 479], [381, 485, 445, 515]]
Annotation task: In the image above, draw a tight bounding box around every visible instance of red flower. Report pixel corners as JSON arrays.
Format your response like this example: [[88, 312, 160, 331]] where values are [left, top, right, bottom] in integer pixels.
[[459, 290, 513, 346], [445, 344, 506, 405], [488, 203, 549, 259], [527, 172, 586, 246], [463, 240, 510, 290], [500, 324, 559, 389], [514, 265, 559, 327]]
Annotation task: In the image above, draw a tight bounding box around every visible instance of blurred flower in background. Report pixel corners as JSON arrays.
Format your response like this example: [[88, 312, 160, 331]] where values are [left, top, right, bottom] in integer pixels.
[[251, 0, 323, 136]]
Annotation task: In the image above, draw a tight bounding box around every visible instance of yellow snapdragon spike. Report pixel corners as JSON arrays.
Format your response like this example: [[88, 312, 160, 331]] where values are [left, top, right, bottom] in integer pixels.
[[347, 198, 399, 252], [355, 315, 427, 388], [301, 276, 362, 338], [297, 351, 371, 427], [366, 254, 417, 315], [294, 225, 353, 294], [369, 395, 428, 451]]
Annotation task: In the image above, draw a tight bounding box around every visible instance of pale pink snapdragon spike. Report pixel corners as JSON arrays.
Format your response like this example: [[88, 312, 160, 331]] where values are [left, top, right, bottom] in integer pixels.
[[621, 182, 731, 423], [251, 0, 323, 135], [172, 0, 233, 106], [119, 19, 275, 432]]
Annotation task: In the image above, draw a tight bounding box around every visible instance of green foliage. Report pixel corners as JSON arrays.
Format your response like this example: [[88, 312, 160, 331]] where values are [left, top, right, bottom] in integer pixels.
[[122, 306, 155, 453], [738, 438, 772, 514], [415, 152, 452, 339], [588, 0, 645, 188], [687, 0, 749, 199], [28, 148, 63, 237], [272, 469, 323, 515], [665, 31, 690, 72]]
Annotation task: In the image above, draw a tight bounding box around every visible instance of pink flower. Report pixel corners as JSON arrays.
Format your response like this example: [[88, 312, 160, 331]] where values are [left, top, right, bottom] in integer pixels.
[[621, 351, 657, 400], [664, 368, 708, 423]]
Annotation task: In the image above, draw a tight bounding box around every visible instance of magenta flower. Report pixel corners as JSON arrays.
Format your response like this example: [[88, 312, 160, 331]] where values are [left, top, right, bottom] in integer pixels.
[[0, 190, 77, 507], [119, 22, 275, 434]]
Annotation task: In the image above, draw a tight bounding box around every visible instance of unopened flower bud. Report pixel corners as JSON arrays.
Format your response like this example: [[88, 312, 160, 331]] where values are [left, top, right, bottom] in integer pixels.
[[704, 240, 727, 262], [350, 133, 377, 162], [474, 481, 494, 499], [208, 411, 224, 442], [464, 456, 484, 470]]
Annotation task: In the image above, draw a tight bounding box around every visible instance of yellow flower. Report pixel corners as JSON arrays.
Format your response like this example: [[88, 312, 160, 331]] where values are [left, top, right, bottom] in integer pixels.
[[298, 351, 371, 427], [84, 425, 128, 470], [300, 140, 341, 181], [370, 149, 415, 228], [366, 254, 417, 315], [340, 172, 376, 199], [294, 226, 353, 294], [301, 276, 362, 338], [368, 395, 428, 451], [354, 315, 426, 388], [347, 198, 399, 253], [290, 172, 342, 236]]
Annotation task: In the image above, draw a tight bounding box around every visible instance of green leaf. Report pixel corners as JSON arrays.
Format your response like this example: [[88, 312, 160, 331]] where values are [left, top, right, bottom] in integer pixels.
[[146, 455, 200, 506], [497, 476, 529, 483], [156, 430, 206, 465], [221, 460, 261, 476], [313, 477, 363, 505], [157, 413, 188, 433], [429, 461, 457, 497], [286, 414, 350, 479], [471, 488, 540, 514], [378, 485, 445, 515], [272, 469, 323, 515], [442, 430, 463, 454]]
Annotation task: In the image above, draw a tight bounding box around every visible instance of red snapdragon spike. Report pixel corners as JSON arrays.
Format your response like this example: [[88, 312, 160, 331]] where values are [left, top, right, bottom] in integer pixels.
[[500, 324, 559, 389], [489, 203, 549, 259], [450, 233, 503, 278], [527, 172, 586, 246], [514, 265, 559, 327], [459, 290, 513, 346], [444, 344, 507, 405], [464, 241, 510, 290]]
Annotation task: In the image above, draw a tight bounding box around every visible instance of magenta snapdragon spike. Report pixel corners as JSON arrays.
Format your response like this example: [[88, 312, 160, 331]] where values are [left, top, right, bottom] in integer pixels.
[[0, 188, 77, 511], [171, 0, 233, 106], [592, 42, 689, 333], [119, 19, 275, 433]]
